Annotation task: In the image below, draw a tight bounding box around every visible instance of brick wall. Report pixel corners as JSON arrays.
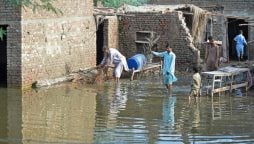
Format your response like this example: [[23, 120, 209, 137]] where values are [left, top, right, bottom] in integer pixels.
[[21, 0, 93, 19], [103, 16, 119, 49], [0, 0, 96, 88], [119, 11, 199, 71], [249, 27, 254, 60], [0, 1, 22, 87], [150, 0, 254, 11]]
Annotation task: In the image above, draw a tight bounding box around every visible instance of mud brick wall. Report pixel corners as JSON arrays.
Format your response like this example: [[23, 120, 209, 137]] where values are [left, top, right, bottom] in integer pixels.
[[119, 11, 199, 71], [150, 0, 254, 11], [0, 1, 22, 87], [249, 27, 254, 60], [21, 0, 96, 88], [103, 16, 119, 49], [0, 0, 96, 88]]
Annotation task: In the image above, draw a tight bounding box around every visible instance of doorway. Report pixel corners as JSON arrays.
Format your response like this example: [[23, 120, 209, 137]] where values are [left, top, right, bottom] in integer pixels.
[[0, 25, 7, 87], [96, 21, 104, 65], [227, 18, 248, 61]]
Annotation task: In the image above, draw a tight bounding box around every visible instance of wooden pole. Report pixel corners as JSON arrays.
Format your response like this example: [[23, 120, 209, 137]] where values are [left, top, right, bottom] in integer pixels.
[[239, 24, 254, 26]]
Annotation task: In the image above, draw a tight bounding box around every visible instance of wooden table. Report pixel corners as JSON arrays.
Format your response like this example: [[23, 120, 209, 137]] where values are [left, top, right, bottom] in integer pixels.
[[201, 67, 250, 97]]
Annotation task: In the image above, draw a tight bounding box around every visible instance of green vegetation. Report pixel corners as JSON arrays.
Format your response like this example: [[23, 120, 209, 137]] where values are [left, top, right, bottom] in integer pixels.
[[0, 0, 62, 40], [94, 0, 149, 8], [0, 27, 6, 41], [6, 0, 61, 14]]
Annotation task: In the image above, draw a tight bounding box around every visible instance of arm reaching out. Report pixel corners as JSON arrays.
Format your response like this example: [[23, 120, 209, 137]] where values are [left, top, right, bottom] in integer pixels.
[[152, 51, 165, 57]]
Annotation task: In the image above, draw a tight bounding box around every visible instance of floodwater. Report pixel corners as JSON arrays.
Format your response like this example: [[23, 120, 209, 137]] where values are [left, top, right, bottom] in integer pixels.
[[1, 76, 254, 144]]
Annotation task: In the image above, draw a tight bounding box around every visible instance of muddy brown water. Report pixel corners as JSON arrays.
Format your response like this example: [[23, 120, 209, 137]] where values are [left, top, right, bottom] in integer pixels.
[[0, 75, 254, 144]]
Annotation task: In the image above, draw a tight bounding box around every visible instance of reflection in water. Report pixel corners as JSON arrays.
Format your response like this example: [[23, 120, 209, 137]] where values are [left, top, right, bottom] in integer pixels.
[[0, 84, 97, 144], [108, 84, 128, 121], [162, 96, 176, 128], [192, 98, 201, 129], [1, 81, 254, 143], [0, 88, 8, 141], [0, 88, 22, 144], [212, 96, 222, 120], [8, 89, 22, 143], [22, 84, 96, 143], [94, 82, 163, 143]]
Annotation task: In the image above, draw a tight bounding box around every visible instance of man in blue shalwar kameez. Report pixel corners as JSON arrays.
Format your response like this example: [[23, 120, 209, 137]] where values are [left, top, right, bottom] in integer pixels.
[[152, 43, 177, 91], [234, 30, 247, 61]]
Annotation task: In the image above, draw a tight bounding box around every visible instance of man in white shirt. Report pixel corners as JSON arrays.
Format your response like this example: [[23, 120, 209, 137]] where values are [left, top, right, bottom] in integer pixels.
[[98, 47, 129, 83]]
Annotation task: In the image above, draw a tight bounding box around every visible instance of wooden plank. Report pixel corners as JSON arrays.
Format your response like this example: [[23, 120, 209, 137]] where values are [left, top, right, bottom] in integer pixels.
[[231, 82, 248, 89], [226, 15, 249, 19], [213, 86, 231, 93], [239, 24, 254, 26], [202, 71, 232, 76], [212, 82, 248, 94], [137, 31, 154, 33], [143, 65, 161, 71], [130, 62, 161, 80], [135, 40, 150, 44]]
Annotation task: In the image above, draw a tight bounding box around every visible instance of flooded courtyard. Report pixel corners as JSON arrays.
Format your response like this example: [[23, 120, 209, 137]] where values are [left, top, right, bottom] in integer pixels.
[[1, 76, 254, 144]]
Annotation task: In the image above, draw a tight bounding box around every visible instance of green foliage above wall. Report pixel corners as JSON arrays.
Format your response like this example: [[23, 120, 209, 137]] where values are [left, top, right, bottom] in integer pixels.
[[1, 0, 63, 41], [94, 0, 149, 8], [0, 27, 6, 41], [5, 0, 62, 14]]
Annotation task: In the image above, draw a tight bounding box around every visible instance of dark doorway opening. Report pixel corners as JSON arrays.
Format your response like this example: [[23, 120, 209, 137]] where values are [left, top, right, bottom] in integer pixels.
[[228, 18, 248, 61], [96, 22, 104, 65], [182, 14, 193, 32], [0, 25, 8, 87]]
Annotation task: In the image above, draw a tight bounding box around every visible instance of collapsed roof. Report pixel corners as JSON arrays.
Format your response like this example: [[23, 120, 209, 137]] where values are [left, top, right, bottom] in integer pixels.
[[117, 4, 208, 14]]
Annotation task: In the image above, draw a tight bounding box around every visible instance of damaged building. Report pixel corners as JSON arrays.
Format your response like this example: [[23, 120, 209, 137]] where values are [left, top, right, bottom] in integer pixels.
[[1, 0, 252, 88], [95, 1, 254, 72], [95, 4, 225, 71], [150, 0, 254, 61]]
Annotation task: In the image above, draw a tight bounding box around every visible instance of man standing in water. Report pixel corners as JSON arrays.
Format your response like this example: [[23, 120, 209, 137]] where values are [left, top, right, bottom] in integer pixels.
[[98, 46, 129, 83], [152, 43, 177, 91], [189, 66, 201, 100], [234, 30, 247, 61], [205, 36, 220, 71]]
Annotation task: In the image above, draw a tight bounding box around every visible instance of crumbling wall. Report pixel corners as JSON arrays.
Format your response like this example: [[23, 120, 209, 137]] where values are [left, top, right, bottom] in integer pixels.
[[150, 0, 254, 60], [119, 11, 199, 71], [20, 0, 96, 88]]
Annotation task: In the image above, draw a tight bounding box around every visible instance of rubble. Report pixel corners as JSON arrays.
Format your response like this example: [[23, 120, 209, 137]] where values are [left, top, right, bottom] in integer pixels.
[[33, 67, 105, 88]]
